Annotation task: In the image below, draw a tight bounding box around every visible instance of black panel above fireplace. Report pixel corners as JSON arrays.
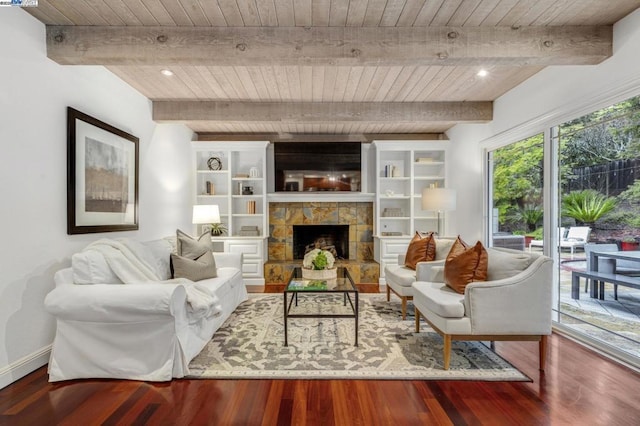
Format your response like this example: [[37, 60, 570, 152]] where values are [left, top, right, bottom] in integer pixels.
[[293, 225, 349, 260], [274, 142, 361, 192]]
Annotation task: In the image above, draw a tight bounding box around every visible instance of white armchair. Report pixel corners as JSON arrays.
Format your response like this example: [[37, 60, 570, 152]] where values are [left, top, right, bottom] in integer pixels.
[[384, 238, 456, 319], [412, 247, 553, 370]]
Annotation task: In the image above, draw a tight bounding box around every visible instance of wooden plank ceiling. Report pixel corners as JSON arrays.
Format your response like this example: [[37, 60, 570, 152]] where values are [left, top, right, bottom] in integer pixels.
[[26, 0, 640, 137]]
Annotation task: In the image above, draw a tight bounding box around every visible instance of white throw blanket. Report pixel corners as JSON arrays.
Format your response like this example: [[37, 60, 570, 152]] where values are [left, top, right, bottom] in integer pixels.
[[84, 239, 222, 319]]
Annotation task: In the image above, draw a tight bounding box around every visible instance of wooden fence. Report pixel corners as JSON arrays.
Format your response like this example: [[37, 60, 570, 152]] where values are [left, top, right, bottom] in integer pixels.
[[566, 158, 640, 196]]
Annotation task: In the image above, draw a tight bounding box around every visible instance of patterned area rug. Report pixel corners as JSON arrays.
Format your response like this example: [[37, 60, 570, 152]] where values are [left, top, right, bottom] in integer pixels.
[[188, 294, 529, 381]]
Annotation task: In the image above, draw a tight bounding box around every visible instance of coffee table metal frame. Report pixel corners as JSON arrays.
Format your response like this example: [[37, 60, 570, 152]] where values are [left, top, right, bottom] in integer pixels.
[[283, 267, 359, 347]]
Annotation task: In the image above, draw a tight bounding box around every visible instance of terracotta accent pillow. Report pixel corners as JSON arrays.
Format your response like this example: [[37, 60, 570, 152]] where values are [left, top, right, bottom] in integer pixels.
[[404, 232, 436, 270], [444, 237, 488, 294]]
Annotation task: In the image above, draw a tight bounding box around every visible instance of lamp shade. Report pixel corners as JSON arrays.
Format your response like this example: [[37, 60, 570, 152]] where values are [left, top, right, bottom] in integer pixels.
[[422, 188, 457, 211], [192, 204, 220, 224]]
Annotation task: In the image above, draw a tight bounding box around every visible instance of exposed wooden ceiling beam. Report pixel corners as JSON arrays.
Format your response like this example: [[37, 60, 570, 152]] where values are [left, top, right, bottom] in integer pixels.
[[196, 133, 446, 142], [47, 25, 612, 66], [153, 101, 493, 123]]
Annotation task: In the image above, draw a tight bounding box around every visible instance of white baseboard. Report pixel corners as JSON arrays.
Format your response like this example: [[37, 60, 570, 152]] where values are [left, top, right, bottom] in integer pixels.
[[246, 284, 265, 293], [0, 345, 51, 390]]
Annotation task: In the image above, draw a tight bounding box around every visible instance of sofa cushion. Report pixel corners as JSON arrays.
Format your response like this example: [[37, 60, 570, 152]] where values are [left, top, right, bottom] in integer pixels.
[[444, 237, 488, 294], [385, 263, 416, 288], [404, 232, 435, 270], [413, 281, 465, 318], [71, 250, 122, 285], [434, 238, 456, 260], [143, 239, 173, 280], [486, 248, 537, 281], [176, 229, 213, 260], [171, 251, 218, 281], [198, 267, 243, 299]]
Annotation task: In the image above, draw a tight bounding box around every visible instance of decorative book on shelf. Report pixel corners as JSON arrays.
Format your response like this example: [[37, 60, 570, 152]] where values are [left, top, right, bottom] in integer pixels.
[[239, 225, 260, 236], [382, 207, 404, 217], [246, 200, 256, 214], [381, 231, 403, 236], [205, 181, 215, 195]]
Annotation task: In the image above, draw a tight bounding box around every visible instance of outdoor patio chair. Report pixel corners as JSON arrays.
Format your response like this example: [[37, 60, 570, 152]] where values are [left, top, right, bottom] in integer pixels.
[[560, 227, 591, 258], [528, 227, 566, 252]]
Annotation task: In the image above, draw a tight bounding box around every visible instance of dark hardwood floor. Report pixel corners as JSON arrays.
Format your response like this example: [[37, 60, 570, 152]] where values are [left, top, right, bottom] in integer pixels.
[[2, 288, 640, 425]]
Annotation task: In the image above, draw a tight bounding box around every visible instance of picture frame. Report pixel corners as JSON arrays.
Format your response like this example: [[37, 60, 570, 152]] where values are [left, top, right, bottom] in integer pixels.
[[67, 107, 139, 234]]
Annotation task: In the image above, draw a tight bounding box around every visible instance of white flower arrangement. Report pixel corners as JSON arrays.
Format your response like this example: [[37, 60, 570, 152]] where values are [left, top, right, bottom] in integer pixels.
[[302, 248, 336, 270]]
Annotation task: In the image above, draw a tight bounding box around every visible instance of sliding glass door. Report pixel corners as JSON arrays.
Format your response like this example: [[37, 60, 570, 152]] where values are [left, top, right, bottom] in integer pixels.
[[554, 95, 640, 362], [486, 95, 640, 365]]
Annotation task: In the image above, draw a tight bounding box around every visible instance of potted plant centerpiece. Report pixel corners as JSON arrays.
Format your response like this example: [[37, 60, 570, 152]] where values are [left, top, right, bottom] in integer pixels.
[[302, 248, 337, 280]]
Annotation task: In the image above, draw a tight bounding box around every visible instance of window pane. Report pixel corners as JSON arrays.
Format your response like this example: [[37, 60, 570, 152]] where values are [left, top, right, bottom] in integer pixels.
[[489, 134, 544, 252], [556, 95, 640, 360]]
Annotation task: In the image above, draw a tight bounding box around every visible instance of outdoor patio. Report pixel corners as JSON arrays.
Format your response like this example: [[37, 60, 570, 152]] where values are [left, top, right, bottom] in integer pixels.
[[530, 246, 640, 358]]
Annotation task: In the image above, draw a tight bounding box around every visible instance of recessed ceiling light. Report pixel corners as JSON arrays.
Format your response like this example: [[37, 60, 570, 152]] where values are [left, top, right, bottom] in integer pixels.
[[477, 69, 488, 77], [161, 69, 174, 76]]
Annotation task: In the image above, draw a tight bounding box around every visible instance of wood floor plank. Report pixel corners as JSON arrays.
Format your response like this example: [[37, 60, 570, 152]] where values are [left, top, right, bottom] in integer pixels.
[[2, 325, 640, 425]]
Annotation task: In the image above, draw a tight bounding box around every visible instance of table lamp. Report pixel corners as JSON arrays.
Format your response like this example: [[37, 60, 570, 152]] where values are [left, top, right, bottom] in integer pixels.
[[192, 204, 221, 235], [421, 188, 457, 236]]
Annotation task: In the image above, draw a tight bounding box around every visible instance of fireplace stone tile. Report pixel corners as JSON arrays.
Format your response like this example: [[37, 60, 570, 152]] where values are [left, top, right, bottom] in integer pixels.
[[360, 262, 380, 283], [356, 225, 374, 242], [285, 204, 304, 223], [269, 225, 287, 243], [269, 243, 286, 261], [338, 205, 358, 225], [357, 202, 374, 225], [357, 242, 374, 261]]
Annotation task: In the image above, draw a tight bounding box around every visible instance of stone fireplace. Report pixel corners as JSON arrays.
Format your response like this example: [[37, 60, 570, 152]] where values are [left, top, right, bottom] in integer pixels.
[[265, 202, 379, 284]]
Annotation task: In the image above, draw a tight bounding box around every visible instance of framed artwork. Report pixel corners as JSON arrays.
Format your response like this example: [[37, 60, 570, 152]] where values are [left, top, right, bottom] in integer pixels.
[[67, 107, 139, 234]]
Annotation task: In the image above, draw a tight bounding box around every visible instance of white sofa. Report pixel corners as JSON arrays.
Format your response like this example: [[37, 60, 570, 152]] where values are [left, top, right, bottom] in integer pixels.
[[44, 238, 247, 382], [384, 238, 456, 319], [412, 247, 553, 370]]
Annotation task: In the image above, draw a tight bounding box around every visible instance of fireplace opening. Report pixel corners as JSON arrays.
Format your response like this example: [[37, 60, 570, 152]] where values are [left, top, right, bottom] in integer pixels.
[[293, 225, 349, 260]]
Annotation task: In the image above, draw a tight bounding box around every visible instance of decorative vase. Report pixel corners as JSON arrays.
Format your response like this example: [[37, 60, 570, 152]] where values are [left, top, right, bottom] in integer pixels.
[[302, 268, 337, 280]]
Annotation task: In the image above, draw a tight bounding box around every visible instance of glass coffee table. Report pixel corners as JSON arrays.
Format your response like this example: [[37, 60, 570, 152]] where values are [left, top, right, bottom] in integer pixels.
[[284, 267, 359, 347]]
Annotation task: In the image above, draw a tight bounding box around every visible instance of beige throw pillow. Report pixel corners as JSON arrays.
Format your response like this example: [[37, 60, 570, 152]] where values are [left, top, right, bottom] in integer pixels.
[[176, 229, 213, 260], [171, 251, 217, 281]]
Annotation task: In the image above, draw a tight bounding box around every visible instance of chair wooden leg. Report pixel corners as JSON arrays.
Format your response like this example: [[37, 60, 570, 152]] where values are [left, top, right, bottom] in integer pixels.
[[415, 308, 421, 332], [401, 297, 407, 320], [443, 334, 451, 370], [614, 284, 618, 300], [539, 335, 548, 371], [386, 284, 390, 302]]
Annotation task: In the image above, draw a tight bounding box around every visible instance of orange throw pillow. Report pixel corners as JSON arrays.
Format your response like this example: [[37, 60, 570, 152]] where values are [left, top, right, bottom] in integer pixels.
[[444, 237, 488, 294], [404, 232, 436, 270]]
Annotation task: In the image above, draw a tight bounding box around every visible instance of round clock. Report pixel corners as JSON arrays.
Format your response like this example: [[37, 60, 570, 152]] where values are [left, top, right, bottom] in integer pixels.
[[207, 156, 222, 171]]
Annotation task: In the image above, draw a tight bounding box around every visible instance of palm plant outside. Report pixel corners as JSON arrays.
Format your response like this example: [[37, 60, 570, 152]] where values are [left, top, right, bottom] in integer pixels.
[[562, 190, 617, 228]]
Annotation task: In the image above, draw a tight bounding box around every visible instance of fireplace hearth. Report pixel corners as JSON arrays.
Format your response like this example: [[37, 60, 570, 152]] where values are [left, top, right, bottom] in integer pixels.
[[293, 225, 349, 260]]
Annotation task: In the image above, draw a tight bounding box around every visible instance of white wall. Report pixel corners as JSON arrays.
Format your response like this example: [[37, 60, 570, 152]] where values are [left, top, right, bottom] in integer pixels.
[[447, 8, 640, 242], [0, 9, 194, 388]]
